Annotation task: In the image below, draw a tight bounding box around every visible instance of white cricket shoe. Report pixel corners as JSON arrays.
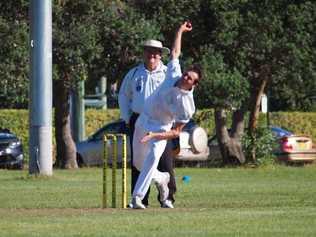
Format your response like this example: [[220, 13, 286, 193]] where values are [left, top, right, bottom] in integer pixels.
[[161, 199, 174, 208], [132, 196, 146, 209]]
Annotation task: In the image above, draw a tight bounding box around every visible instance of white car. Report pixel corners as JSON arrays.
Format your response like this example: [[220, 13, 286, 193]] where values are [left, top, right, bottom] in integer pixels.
[[76, 119, 209, 166]]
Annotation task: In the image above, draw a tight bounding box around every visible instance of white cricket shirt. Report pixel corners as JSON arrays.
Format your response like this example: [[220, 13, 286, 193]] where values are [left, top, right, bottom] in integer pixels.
[[137, 59, 195, 132]]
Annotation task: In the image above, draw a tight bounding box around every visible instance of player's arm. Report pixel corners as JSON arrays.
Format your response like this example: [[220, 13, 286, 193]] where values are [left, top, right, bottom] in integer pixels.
[[140, 122, 186, 143], [166, 21, 193, 81], [171, 21, 192, 60]]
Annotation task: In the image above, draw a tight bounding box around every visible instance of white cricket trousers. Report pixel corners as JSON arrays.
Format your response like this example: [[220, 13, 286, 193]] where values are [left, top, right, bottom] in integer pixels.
[[132, 123, 168, 200]]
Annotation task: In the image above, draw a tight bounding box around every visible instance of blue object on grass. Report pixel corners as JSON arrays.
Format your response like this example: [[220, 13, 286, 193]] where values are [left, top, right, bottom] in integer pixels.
[[182, 175, 191, 183]]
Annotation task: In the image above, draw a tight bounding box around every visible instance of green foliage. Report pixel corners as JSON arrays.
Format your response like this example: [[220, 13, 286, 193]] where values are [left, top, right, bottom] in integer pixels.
[[53, 0, 163, 94], [0, 1, 29, 108], [138, 0, 316, 111], [0, 0, 315, 112], [193, 109, 216, 135], [129, 0, 202, 45], [242, 127, 277, 165], [53, 0, 105, 87], [268, 1, 316, 111], [85, 109, 120, 137], [95, 2, 162, 87], [268, 112, 316, 141], [194, 46, 249, 109]]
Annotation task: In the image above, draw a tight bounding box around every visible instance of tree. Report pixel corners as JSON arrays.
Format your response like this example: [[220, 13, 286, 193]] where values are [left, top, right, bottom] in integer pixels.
[[196, 46, 249, 164], [0, 1, 29, 108], [197, 0, 316, 163], [268, 1, 316, 111], [89, 1, 162, 90], [130, 0, 316, 164], [218, 1, 316, 161], [0, 0, 315, 166], [52, 0, 162, 168], [53, 0, 104, 168], [131, 0, 251, 164]]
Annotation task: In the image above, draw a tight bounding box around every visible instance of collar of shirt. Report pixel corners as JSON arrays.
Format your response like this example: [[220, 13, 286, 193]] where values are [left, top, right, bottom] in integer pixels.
[[141, 61, 165, 74], [174, 79, 194, 94], [178, 87, 193, 95]]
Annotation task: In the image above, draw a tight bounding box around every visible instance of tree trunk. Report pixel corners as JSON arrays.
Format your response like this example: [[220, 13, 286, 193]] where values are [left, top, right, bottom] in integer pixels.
[[248, 79, 267, 132], [215, 109, 245, 165], [247, 65, 270, 163], [54, 77, 78, 169]]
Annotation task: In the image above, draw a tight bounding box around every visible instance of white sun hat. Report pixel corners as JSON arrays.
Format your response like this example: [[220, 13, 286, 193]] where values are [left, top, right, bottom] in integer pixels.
[[143, 39, 170, 54]]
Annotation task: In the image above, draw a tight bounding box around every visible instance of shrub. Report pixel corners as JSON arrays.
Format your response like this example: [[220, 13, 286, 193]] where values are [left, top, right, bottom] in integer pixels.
[[242, 127, 278, 165]]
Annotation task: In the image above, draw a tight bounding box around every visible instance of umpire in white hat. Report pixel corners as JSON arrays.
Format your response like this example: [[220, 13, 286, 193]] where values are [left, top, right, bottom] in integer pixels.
[[119, 38, 176, 207]]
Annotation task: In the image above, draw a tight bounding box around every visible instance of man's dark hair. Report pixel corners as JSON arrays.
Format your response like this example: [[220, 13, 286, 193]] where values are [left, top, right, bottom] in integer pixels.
[[186, 64, 202, 80]]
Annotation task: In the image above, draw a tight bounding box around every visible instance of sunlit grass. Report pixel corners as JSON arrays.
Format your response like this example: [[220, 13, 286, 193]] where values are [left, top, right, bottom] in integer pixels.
[[0, 164, 316, 236]]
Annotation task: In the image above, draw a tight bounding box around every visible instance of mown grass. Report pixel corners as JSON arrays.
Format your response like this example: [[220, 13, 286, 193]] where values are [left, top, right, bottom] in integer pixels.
[[0, 165, 316, 237]]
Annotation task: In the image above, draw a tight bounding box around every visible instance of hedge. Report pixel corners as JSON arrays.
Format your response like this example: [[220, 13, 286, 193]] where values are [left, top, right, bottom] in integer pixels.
[[195, 110, 316, 141], [1, 109, 315, 163]]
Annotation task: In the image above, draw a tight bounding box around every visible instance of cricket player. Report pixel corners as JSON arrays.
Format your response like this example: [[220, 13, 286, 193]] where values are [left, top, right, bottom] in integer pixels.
[[119, 21, 192, 207], [132, 22, 202, 209]]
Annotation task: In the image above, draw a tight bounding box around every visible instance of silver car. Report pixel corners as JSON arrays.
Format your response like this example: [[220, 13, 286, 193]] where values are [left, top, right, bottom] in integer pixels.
[[76, 119, 209, 166]]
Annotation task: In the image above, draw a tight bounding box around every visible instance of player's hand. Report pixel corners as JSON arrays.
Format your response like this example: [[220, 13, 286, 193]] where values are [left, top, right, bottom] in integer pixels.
[[141, 132, 154, 143], [180, 21, 192, 32]]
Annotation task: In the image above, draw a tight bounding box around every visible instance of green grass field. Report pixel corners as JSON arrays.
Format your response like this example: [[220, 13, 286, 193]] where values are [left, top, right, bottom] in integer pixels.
[[0, 165, 316, 237]]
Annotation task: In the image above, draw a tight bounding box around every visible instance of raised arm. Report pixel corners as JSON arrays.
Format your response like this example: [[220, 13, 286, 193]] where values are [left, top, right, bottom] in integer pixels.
[[171, 21, 192, 60]]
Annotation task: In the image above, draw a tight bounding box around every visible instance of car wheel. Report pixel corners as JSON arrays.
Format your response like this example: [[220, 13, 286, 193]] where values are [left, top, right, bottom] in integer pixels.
[[15, 162, 24, 170], [76, 154, 84, 167]]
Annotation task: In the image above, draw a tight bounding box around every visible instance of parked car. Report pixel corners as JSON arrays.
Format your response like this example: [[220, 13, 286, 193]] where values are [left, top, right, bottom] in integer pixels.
[[76, 119, 209, 166], [271, 126, 316, 163], [207, 126, 316, 164], [0, 129, 24, 169]]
